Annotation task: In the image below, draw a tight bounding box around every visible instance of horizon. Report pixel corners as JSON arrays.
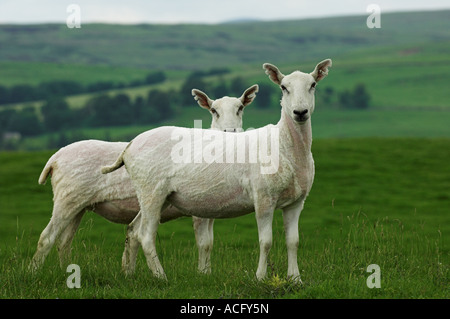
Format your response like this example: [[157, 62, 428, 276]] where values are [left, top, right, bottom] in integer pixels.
[[0, 7, 448, 26], [0, 0, 449, 25]]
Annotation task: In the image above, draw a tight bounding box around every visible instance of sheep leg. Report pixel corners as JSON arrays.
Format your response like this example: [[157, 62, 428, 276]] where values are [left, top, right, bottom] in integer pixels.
[[136, 187, 168, 280], [282, 199, 304, 284], [30, 205, 81, 271], [193, 217, 214, 274], [207, 218, 215, 271], [57, 211, 85, 267], [255, 206, 275, 281], [122, 213, 141, 275], [138, 211, 166, 280]]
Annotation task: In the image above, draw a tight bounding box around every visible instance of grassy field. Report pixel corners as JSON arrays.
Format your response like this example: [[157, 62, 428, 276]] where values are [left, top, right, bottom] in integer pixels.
[[3, 41, 450, 110], [0, 10, 448, 300], [1, 10, 449, 110], [1, 10, 448, 72], [4, 42, 450, 151], [0, 138, 448, 298], [2, 39, 449, 151]]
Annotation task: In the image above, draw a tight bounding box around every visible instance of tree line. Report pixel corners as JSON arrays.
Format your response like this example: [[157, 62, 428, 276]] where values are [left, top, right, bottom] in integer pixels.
[[0, 90, 173, 137], [0, 71, 166, 105], [0, 69, 371, 149]]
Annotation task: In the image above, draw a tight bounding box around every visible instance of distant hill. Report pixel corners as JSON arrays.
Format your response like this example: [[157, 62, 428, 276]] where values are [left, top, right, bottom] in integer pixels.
[[0, 10, 448, 71], [221, 18, 263, 24], [0, 9, 449, 151]]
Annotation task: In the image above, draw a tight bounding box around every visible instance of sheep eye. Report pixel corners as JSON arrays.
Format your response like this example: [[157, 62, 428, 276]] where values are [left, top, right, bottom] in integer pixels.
[[211, 108, 219, 117], [236, 105, 244, 115], [281, 85, 289, 93], [311, 82, 317, 90]]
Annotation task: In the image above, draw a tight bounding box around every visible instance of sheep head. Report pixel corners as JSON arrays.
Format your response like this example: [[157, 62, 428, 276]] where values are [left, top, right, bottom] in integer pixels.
[[263, 59, 331, 124], [192, 84, 258, 132]]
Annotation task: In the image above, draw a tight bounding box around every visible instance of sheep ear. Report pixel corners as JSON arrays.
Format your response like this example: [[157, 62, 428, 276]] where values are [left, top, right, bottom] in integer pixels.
[[240, 84, 259, 107], [192, 89, 213, 110], [263, 63, 284, 85], [310, 59, 332, 82]]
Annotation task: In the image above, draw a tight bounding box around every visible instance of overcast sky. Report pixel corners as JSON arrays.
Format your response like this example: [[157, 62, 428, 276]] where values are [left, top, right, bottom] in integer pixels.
[[0, 0, 449, 24]]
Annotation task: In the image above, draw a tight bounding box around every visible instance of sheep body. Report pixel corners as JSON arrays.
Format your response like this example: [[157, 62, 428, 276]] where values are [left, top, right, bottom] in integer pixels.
[[39, 140, 139, 221], [108, 60, 331, 282], [131, 123, 310, 212], [31, 85, 259, 273]]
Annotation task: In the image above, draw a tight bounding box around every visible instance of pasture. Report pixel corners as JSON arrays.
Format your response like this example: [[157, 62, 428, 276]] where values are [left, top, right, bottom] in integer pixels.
[[3, 40, 450, 151], [0, 10, 448, 300], [0, 138, 448, 298]]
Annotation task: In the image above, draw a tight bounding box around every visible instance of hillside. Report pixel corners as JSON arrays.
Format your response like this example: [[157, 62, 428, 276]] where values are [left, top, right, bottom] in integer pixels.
[[0, 10, 449, 149], [0, 10, 449, 73], [1, 138, 448, 297], [0, 10, 449, 298]]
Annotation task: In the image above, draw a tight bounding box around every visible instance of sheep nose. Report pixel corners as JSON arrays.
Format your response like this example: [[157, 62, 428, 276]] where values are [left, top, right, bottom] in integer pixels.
[[293, 109, 308, 117]]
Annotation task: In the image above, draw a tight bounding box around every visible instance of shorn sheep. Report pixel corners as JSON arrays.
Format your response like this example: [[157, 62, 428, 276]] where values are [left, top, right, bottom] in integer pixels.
[[31, 85, 259, 273], [102, 59, 332, 282]]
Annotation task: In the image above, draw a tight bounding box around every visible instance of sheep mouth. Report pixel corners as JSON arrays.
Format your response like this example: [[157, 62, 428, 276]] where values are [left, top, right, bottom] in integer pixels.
[[223, 128, 242, 133], [293, 109, 309, 123], [293, 114, 309, 123]]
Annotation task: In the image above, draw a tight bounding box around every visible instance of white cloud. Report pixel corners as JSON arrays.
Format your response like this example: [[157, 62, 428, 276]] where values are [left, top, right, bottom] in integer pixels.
[[0, 0, 448, 24], [82, 4, 147, 24]]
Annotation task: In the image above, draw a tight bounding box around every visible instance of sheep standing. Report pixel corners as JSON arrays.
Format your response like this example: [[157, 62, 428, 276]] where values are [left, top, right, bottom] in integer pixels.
[[102, 60, 332, 282], [31, 85, 259, 273]]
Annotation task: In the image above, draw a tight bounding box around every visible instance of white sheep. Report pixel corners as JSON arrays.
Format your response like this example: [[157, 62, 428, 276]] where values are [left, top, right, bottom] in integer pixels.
[[102, 59, 332, 282], [30, 85, 259, 273]]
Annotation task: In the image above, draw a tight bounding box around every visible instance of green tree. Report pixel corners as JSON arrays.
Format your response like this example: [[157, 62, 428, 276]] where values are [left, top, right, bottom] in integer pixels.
[[0, 109, 15, 133], [41, 98, 72, 132], [0, 85, 10, 104], [8, 106, 42, 136], [253, 83, 274, 109], [338, 89, 352, 109], [352, 83, 370, 109], [323, 86, 335, 105], [229, 77, 245, 96], [9, 84, 37, 103], [145, 89, 173, 123], [133, 96, 145, 123], [213, 82, 229, 99], [82, 94, 112, 127], [145, 71, 166, 85], [180, 73, 207, 106], [110, 93, 133, 125], [338, 84, 371, 110], [38, 80, 84, 98]]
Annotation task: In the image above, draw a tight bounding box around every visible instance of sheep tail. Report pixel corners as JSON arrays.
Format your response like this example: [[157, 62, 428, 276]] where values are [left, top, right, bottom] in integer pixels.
[[38, 157, 54, 185], [101, 141, 132, 174]]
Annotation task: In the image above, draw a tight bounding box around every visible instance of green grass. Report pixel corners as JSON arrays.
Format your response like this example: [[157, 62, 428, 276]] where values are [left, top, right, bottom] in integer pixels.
[[1, 10, 449, 153], [0, 138, 448, 298], [1, 10, 448, 72], [1, 9, 449, 109], [2, 38, 449, 152], [4, 41, 450, 110], [0, 61, 154, 88], [0, 11, 449, 297]]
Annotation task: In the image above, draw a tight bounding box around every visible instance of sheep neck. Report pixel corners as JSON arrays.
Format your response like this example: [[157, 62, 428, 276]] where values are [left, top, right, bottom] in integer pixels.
[[277, 108, 312, 160]]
